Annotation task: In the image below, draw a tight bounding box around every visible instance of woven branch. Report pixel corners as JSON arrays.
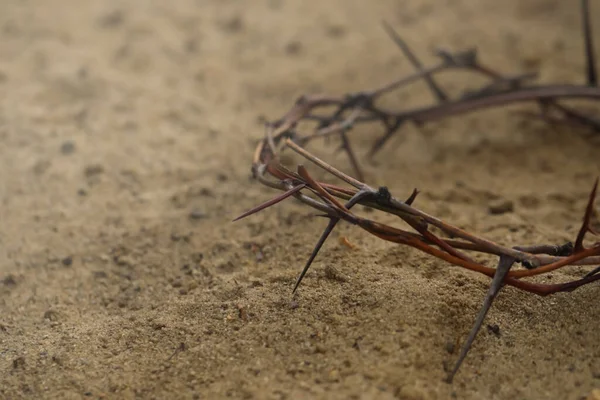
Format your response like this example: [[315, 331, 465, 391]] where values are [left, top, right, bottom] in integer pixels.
[[237, 1, 600, 383]]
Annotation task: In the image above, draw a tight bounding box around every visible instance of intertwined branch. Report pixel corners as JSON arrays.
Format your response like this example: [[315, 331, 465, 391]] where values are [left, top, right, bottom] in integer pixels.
[[236, 1, 600, 382]]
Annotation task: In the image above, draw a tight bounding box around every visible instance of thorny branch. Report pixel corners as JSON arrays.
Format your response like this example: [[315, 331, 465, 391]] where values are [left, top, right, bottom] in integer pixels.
[[237, 1, 600, 383]]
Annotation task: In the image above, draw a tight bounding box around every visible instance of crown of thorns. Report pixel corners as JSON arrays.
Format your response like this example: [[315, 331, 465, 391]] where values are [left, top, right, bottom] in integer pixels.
[[236, 1, 600, 382]]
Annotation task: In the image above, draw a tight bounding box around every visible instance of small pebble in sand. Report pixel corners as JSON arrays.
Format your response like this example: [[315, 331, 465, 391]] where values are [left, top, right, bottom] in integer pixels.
[[189, 209, 207, 220], [84, 164, 104, 178], [324, 265, 348, 282], [60, 141, 76, 155], [487, 324, 501, 337], [488, 199, 514, 215]]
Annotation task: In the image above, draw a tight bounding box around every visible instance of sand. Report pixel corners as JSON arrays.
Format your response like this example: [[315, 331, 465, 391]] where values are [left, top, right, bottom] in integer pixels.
[[1, 0, 599, 399]]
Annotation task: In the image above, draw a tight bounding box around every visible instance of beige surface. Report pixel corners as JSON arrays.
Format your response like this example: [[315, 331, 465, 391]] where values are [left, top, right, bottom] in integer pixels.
[[0, 0, 599, 399]]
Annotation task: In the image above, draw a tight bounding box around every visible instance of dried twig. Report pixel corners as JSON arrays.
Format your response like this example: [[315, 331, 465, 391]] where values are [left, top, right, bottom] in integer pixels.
[[237, 2, 600, 383]]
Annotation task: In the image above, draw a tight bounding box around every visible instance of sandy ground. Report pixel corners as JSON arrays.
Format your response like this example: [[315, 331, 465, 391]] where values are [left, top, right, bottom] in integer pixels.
[[0, 0, 599, 399]]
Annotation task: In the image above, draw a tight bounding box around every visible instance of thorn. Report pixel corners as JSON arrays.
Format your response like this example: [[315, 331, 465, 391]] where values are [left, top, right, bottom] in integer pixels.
[[581, 0, 598, 86], [292, 217, 340, 294], [368, 118, 404, 159], [292, 190, 371, 294], [447, 256, 515, 383], [574, 178, 598, 252], [339, 130, 365, 182], [313, 213, 333, 219], [382, 20, 448, 102], [405, 189, 419, 205], [549, 102, 600, 132], [584, 265, 600, 278], [233, 184, 305, 222]]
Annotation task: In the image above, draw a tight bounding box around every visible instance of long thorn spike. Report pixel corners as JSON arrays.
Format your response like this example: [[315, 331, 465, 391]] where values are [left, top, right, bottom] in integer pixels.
[[340, 130, 365, 182], [368, 118, 404, 159], [382, 21, 448, 102], [233, 184, 305, 222], [581, 0, 598, 86], [447, 256, 515, 383], [292, 218, 339, 294], [574, 178, 599, 252], [293, 190, 371, 294]]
